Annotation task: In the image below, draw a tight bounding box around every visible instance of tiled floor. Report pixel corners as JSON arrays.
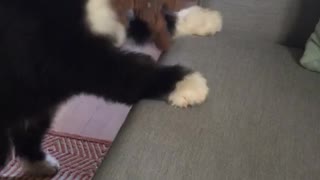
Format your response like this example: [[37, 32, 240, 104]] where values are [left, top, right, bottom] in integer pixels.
[[53, 95, 131, 140]]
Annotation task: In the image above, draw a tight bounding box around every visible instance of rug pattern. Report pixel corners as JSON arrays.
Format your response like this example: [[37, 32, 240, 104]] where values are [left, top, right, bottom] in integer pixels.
[[0, 131, 112, 180]]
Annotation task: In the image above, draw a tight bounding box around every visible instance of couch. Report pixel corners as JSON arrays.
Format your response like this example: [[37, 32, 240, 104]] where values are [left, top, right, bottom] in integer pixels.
[[94, 0, 320, 179]]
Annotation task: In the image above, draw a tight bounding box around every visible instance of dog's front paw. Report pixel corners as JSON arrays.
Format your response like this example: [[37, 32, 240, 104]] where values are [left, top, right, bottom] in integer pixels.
[[22, 154, 59, 176], [168, 72, 209, 108], [176, 6, 223, 37]]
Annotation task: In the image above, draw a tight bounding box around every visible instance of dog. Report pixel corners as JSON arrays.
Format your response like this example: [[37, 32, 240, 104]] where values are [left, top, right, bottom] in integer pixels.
[[0, 0, 221, 176], [124, 3, 223, 50]]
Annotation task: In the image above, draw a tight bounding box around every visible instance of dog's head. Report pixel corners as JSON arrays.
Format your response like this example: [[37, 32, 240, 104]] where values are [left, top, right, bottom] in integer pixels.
[[126, 3, 174, 51]]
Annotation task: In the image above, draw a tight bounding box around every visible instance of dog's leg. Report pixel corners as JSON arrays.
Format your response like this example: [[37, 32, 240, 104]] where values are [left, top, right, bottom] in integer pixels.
[[10, 111, 59, 176], [75, 49, 209, 107]]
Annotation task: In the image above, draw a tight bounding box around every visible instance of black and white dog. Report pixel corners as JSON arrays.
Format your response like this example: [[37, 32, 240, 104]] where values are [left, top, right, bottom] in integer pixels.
[[0, 0, 221, 176]]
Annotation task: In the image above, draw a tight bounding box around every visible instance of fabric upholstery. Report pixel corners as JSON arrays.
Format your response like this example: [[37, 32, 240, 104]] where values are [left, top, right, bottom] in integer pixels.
[[94, 34, 320, 180], [300, 20, 320, 72], [201, 0, 320, 48]]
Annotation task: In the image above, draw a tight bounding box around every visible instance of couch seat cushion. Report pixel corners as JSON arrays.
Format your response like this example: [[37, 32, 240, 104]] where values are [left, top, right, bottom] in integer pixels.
[[94, 33, 320, 180]]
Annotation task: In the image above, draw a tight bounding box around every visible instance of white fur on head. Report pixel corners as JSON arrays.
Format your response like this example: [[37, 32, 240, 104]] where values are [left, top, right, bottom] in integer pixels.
[[168, 72, 209, 108], [175, 6, 223, 37], [86, 0, 126, 47]]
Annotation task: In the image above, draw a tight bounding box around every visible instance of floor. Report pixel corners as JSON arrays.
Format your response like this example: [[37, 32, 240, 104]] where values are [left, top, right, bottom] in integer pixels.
[[52, 95, 131, 141]]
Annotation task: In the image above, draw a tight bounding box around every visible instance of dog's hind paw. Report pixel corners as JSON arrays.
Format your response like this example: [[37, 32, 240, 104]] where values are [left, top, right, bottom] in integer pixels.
[[22, 154, 59, 176]]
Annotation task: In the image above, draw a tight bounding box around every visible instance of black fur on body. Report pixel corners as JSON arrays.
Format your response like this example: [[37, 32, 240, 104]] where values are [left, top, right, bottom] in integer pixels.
[[0, 0, 188, 169]]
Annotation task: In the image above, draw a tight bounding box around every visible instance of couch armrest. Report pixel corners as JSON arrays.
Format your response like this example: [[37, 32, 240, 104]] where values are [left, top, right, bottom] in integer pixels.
[[201, 0, 320, 48]]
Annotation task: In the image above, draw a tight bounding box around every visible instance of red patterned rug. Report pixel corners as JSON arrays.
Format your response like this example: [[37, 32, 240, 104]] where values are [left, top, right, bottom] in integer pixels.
[[0, 131, 112, 180]]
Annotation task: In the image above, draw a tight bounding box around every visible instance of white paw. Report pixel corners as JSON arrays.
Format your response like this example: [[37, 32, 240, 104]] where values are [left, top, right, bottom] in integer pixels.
[[175, 6, 223, 37], [22, 154, 59, 176], [168, 72, 209, 108]]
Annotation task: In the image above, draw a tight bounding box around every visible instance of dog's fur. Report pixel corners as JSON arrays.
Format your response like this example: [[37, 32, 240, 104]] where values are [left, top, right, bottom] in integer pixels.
[[0, 0, 220, 176]]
